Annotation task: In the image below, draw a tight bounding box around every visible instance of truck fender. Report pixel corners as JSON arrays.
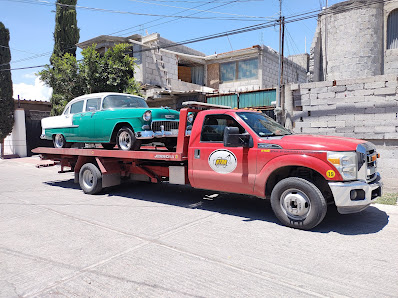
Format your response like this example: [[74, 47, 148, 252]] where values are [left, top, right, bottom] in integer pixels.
[[253, 154, 342, 198]]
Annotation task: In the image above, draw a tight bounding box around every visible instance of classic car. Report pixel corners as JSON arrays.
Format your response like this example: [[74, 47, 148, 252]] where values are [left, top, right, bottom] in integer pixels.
[[41, 93, 181, 151]]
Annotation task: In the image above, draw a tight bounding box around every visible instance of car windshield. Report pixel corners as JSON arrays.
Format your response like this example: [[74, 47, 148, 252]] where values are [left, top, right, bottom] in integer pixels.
[[237, 112, 292, 137], [102, 95, 148, 109]]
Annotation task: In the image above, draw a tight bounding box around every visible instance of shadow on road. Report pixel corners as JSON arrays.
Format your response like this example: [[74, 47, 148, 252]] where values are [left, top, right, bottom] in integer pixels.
[[44, 179, 390, 235]]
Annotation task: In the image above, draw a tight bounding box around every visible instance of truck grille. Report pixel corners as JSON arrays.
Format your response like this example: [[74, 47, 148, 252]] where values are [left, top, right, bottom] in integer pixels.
[[152, 121, 179, 132]]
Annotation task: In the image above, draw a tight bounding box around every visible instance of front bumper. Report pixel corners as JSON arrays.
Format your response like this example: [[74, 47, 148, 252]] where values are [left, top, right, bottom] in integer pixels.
[[135, 129, 179, 139], [329, 173, 383, 214]]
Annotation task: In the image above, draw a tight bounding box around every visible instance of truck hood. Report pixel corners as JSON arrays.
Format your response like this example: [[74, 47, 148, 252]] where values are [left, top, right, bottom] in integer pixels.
[[272, 134, 365, 151]]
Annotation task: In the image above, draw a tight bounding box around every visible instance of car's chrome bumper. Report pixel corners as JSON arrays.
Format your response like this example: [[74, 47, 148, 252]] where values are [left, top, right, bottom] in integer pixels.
[[135, 130, 179, 139], [329, 173, 383, 214], [40, 134, 46, 140]]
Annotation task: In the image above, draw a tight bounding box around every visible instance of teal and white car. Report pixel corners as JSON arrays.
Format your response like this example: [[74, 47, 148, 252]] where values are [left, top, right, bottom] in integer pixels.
[[41, 93, 180, 150]]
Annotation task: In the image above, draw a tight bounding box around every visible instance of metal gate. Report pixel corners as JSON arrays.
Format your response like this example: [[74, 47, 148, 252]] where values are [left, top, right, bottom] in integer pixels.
[[25, 111, 52, 156]]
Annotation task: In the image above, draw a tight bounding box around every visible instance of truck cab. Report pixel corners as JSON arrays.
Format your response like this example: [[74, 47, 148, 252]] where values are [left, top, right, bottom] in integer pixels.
[[187, 108, 382, 229]]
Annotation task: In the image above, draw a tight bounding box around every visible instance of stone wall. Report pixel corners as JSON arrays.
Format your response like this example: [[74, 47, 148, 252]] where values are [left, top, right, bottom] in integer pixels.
[[287, 74, 398, 192]]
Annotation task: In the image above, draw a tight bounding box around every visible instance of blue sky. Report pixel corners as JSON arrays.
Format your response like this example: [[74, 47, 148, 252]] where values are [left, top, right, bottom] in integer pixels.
[[0, 0, 341, 100]]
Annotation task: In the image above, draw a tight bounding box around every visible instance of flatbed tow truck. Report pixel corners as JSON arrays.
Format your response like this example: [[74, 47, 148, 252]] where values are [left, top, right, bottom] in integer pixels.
[[33, 102, 382, 230]]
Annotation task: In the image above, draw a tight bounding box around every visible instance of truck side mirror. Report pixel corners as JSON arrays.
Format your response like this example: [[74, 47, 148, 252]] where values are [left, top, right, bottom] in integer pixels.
[[224, 127, 253, 148]]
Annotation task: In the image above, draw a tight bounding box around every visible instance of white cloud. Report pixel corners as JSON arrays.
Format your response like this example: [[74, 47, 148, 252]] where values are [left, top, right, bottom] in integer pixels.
[[23, 72, 37, 79], [13, 77, 52, 101]]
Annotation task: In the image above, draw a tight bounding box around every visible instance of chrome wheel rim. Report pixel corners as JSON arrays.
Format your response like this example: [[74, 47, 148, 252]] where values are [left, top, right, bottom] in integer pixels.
[[82, 169, 94, 190], [54, 134, 64, 148], [118, 131, 132, 150], [280, 188, 311, 220]]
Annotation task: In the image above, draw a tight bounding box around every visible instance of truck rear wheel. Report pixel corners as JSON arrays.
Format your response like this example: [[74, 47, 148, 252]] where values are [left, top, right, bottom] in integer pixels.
[[270, 177, 327, 230], [79, 163, 102, 194]]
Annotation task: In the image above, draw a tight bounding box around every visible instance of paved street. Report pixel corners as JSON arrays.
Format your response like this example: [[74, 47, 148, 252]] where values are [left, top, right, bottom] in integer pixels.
[[0, 156, 397, 297]]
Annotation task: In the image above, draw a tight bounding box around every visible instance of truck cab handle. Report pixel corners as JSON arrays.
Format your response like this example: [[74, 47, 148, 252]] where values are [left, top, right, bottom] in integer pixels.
[[194, 149, 200, 159]]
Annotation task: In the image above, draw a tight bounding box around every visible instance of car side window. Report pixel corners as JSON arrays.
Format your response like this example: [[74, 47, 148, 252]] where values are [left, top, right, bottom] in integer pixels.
[[201, 114, 245, 142], [70, 100, 84, 114], [86, 98, 101, 112]]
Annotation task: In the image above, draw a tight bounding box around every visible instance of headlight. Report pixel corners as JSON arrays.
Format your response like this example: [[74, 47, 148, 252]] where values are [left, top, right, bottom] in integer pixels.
[[327, 151, 357, 181], [187, 113, 194, 123], [143, 110, 152, 121]]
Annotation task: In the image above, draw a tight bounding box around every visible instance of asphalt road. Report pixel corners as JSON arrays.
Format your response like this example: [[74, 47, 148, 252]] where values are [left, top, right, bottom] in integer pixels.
[[0, 156, 397, 297]]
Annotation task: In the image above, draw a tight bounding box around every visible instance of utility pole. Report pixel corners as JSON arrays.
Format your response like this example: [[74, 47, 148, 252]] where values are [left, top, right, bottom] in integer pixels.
[[276, 0, 284, 119], [280, 16, 285, 90]]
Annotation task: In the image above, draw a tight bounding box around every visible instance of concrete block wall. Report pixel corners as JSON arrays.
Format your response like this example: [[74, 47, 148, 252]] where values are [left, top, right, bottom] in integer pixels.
[[262, 46, 307, 89], [385, 49, 398, 75], [308, 0, 398, 82], [288, 74, 398, 191], [143, 41, 179, 87]]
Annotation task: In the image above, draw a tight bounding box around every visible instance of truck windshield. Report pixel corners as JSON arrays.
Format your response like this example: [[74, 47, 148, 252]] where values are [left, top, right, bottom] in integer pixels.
[[237, 112, 292, 137], [103, 95, 148, 109]]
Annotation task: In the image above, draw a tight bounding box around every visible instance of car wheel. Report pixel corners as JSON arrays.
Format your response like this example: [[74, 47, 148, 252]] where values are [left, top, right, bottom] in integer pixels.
[[270, 177, 327, 230], [53, 134, 71, 148], [102, 143, 115, 150], [116, 126, 140, 151], [79, 163, 102, 194]]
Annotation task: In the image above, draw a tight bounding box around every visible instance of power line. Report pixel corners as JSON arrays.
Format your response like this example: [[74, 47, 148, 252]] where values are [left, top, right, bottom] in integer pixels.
[[0, 0, 268, 21], [138, 0, 262, 2], [3, 0, 396, 71], [118, 0, 243, 37], [128, 0, 271, 19]]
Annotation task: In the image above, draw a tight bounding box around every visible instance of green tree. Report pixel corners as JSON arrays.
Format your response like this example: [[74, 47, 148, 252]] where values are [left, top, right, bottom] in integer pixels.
[[51, 0, 79, 61], [50, 0, 80, 115], [0, 22, 14, 157], [39, 43, 141, 115]]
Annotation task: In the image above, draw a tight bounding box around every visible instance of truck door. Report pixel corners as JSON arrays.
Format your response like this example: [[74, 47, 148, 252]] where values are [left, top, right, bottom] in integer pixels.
[[189, 113, 257, 194]]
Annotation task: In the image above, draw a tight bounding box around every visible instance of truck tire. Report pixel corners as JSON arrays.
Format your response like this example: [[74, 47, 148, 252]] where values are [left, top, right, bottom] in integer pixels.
[[270, 177, 327, 230], [79, 163, 102, 195], [116, 126, 140, 151]]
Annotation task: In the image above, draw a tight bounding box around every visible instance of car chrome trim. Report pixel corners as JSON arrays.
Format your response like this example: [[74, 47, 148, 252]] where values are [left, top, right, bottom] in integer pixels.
[[45, 125, 79, 129]]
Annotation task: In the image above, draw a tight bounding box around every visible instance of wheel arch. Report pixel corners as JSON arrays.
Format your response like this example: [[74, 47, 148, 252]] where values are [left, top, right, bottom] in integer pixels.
[[265, 166, 334, 204], [110, 122, 134, 143], [254, 155, 338, 204]]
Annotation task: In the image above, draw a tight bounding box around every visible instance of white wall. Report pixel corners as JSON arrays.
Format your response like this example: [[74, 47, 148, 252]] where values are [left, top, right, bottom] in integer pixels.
[[3, 109, 27, 157]]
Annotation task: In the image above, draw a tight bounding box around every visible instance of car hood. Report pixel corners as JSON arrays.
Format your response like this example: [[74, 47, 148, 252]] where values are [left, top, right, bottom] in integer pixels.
[[269, 134, 365, 151]]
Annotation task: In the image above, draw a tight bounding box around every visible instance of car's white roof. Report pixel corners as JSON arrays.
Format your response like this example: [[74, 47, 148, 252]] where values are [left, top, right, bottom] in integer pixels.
[[67, 92, 144, 106]]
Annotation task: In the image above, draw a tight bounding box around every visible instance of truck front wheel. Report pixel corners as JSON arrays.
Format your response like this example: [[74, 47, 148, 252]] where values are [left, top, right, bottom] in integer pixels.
[[79, 163, 103, 195], [270, 177, 327, 230]]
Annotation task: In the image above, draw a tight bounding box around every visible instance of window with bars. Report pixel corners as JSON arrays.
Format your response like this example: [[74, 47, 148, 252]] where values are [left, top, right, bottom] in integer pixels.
[[387, 9, 398, 50]]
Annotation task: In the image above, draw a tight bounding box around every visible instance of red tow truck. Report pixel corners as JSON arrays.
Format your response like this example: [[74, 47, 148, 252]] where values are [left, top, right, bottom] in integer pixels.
[[33, 102, 382, 230]]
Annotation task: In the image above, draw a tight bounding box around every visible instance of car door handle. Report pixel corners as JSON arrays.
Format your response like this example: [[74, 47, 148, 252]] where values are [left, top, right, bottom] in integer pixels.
[[194, 149, 200, 159]]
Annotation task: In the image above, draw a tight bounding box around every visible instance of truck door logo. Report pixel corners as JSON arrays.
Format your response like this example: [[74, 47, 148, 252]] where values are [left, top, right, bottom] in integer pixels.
[[208, 149, 237, 174]]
